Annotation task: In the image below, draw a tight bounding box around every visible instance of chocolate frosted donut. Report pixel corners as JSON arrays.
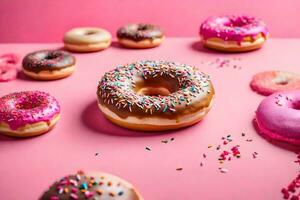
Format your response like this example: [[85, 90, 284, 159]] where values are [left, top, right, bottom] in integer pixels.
[[22, 50, 76, 80], [97, 60, 214, 131], [39, 171, 143, 200], [117, 23, 164, 48]]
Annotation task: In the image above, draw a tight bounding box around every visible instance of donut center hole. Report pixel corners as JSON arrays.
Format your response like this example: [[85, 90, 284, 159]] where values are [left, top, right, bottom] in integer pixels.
[[227, 19, 248, 27], [138, 86, 171, 96], [44, 54, 58, 60], [135, 77, 179, 97], [16, 97, 43, 109], [85, 31, 97, 35], [273, 77, 290, 85], [137, 25, 148, 31]]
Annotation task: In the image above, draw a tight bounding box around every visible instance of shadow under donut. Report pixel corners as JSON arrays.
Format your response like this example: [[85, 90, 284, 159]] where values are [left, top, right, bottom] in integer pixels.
[[81, 100, 177, 137]]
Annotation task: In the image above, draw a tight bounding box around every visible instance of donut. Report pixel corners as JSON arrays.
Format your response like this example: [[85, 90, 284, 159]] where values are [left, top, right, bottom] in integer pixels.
[[0, 91, 60, 137], [64, 27, 112, 52], [250, 71, 300, 96], [0, 53, 20, 82], [22, 50, 76, 80], [199, 15, 269, 52], [39, 170, 143, 200], [97, 60, 214, 131], [117, 23, 164, 48], [0, 65, 18, 82], [254, 91, 300, 145], [0, 53, 20, 66]]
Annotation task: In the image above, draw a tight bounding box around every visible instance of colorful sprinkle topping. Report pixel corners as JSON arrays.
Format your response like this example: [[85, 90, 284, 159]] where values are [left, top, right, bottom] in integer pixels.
[[97, 60, 212, 115]]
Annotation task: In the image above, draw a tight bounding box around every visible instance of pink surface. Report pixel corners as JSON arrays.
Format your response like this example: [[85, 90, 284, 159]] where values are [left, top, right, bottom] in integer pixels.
[[1, 0, 300, 42], [0, 38, 300, 199]]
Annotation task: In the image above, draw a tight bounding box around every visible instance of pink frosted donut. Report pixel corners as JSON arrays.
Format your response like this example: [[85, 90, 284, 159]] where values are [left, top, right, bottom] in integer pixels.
[[199, 14, 269, 52], [250, 71, 300, 96], [254, 91, 300, 145], [0, 91, 60, 137]]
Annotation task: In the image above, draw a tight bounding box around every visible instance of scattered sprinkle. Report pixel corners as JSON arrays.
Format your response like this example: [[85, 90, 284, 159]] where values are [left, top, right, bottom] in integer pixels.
[[219, 167, 229, 173]]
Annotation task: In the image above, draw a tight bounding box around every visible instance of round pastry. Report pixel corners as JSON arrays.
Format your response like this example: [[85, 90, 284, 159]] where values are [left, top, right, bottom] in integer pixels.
[[22, 50, 76, 80], [250, 71, 300, 96], [117, 23, 164, 48], [0, 53, 20, 82], [97, 60, 214, 131], [39, 170, 143, 200], [0, 65, 18, 82], [0, 53, 20, 66], [64, 27, 112, 52], [199, 15, 269, 52], [0, 91, 60, 137], [254, 90, 300, 145]]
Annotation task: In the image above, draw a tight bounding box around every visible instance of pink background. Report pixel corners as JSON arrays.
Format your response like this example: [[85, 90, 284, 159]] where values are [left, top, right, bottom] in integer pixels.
[[0, 0, 300, 43], [0, 39, 300, 199]]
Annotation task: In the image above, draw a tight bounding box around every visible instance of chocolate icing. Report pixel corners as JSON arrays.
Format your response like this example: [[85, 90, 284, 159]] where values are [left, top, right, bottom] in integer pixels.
[[117, 24, 164, 41], [97, 60, 214, 119], [22, 50, 75, 73]]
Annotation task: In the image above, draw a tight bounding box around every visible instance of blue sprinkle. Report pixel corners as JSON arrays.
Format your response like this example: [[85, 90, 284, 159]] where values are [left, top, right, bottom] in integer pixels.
[[80, 182, 88, 190]]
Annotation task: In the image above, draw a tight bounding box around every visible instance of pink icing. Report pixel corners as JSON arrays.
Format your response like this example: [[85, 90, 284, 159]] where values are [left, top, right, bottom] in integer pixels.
[[255, 91, 300, 143], [199, 15, 269, 44], [0, 91, 60, 130]]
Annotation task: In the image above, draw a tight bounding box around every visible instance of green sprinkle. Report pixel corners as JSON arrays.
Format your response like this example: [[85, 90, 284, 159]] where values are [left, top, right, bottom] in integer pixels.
[[163, 105, 168, 112]]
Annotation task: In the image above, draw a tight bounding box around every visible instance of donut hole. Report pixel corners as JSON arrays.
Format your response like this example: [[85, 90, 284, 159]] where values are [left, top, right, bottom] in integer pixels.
[[85, 30, 97, 35], [276, 80, 289, 85], [138, 86, 171, 96], [135, 77, 178, 97], [273, 77, 290, 85], [15, 96, 43, 110], [226, 18, 249, 28], [44, 54, 58, 60], [137, 25, 148, 31]]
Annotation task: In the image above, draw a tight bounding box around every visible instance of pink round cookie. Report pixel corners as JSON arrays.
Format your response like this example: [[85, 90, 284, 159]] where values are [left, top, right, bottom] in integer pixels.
[[250, 71, 300, 96], [254, 90, 300, 145], [0, 91, 61, 137]]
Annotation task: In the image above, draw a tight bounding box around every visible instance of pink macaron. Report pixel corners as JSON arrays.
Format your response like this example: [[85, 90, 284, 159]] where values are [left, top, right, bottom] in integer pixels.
[[254, 90, 300, 145], [250, 71, 300, 96]]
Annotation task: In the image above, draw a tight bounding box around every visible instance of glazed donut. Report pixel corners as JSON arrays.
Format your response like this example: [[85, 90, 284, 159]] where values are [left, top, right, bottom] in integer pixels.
[[64, 27, 112, 52], [200, 15, 269, 52], [22, 50, 76, 80], [39, 170, 143, 200], [254, 91, 300, 145], [250, 71, 300, 96], [117, 23, 164, 48], [97, 60, 214, 131], [0, 91, 60, 137]]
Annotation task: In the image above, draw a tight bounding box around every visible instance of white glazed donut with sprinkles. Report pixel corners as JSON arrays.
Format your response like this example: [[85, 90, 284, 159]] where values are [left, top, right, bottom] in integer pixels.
[[97, 60, 215, 131]]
